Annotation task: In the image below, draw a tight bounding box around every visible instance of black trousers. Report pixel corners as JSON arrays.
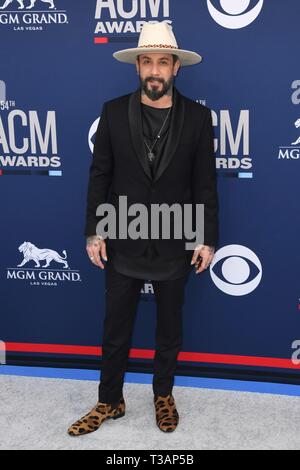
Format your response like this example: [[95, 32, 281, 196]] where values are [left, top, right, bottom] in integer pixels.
[[98, 258, 191, 404]]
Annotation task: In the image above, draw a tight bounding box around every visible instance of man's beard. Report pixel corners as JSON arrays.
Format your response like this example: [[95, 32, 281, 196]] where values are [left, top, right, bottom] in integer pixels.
[[140, 75, 174, 101]]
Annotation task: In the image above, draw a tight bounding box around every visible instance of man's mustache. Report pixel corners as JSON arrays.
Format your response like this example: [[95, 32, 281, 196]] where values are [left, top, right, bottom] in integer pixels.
[[145, 77, 164, 84]]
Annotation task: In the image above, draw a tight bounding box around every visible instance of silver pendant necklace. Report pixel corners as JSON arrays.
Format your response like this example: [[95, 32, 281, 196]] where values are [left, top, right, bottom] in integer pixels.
[[143, 106, 172, 163]]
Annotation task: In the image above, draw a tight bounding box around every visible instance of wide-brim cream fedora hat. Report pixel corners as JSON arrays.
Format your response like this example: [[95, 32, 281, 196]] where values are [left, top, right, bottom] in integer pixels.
[[113, 22, 202, 67]]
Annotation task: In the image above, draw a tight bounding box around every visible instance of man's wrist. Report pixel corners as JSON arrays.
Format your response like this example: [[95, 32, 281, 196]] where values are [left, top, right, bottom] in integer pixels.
[[195, 244, 215, 251]]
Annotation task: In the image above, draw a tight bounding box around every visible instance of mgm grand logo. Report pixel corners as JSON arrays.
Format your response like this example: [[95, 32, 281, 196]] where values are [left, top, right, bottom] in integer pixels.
[[278, 118, 300, 161], [0, 0, 68, 28], [7, 241, 82, 287]]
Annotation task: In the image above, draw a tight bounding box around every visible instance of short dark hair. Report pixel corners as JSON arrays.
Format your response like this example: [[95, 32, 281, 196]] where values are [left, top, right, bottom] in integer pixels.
[[137, 54, 179, 65]]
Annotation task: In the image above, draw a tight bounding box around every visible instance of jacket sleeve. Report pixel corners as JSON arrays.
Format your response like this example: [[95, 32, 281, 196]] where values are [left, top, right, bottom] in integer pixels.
[[192, 107, 219, 247], [84, 102, 114, 238]]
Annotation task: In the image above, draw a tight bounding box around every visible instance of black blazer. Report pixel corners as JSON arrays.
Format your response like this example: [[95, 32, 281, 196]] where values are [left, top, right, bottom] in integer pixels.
[[84, 85, 219, 260]]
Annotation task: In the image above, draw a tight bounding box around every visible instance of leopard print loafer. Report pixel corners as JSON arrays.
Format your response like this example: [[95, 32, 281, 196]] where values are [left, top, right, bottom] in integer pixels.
[[68, 397, 125, 436], [154, 394, 179, 432]]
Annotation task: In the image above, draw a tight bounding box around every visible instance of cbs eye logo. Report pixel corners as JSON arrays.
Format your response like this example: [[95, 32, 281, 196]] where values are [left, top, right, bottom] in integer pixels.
[[210, 245, 262, 296], [207, 0, 264, 29]]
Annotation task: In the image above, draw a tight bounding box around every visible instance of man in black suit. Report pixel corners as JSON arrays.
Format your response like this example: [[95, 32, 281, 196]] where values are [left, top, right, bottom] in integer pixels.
[[68, 21, 219, 436]]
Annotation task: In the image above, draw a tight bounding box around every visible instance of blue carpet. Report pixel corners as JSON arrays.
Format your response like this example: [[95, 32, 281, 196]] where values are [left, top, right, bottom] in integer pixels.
[[1, 365, 300, 397]]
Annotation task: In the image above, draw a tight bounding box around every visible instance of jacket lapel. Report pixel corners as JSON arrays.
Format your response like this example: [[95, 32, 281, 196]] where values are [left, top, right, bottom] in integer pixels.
[[129, 87, 152, 181], [128, 85, 185, 184]]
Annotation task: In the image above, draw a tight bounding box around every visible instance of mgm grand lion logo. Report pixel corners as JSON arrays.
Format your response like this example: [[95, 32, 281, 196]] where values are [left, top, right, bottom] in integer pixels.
[[0, 0, 55, 9], [17, 242, 69, 269]]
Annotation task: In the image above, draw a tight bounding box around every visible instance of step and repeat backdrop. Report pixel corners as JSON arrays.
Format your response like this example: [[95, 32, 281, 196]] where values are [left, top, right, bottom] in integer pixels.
[[1, 0, 300, 383]]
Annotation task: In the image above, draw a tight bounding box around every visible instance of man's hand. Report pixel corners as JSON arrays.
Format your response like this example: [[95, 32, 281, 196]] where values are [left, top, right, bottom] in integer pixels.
[[86, 235, 108, 270], [191, 244, 215, 275]]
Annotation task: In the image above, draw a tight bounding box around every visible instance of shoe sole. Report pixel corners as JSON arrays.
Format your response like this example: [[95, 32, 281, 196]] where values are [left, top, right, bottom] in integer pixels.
[[112, 411, 125, 420], [158, 427, 177, 432], [68, 410, 125, 437]]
